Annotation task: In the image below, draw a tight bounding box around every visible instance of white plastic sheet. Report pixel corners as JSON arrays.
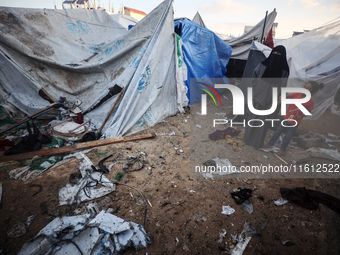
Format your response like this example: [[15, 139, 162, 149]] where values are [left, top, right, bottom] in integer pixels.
[[19, 211, 150, 255], [277, 19, 340, 118]]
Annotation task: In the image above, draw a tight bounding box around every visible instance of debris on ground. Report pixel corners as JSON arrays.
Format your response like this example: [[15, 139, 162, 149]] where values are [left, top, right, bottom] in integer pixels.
[[58, 154, 115, 205], [18, 211, 150, 255], [209, 127, 241, 141], [222, 205, 236, 215], [274, 197, 289, 206], [307, 148, 340, 161], [231, 188, 252, 204], [231, 221, 257, 255], [218, 229, 227, 243], [241, 199, 254, 214]]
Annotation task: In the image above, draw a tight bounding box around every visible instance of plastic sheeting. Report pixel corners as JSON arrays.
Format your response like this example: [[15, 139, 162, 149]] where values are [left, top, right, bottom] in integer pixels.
[[225, 9, 277, 60], [110, 13, 138, 30], [18, 211, 150, 255], [58, 152, 115, 205], [0, 0, 182, 137], [276, 19, 340, 119], [174, 18, 232, 104], [192, 12, 206, 28]]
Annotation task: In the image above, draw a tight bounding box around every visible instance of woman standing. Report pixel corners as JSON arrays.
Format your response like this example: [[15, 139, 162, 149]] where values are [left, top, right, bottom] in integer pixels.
[[244, 45, 290, 149]]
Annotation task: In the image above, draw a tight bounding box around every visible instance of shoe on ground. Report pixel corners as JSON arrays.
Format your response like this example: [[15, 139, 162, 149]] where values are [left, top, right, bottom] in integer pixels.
[[259, 144, 273, 152], [262, 144, 272, 149], [278, 150, 286, 156]]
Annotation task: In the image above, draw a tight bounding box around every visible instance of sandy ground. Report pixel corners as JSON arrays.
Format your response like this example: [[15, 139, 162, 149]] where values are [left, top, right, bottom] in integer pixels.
[[0, 97, 340, 254]]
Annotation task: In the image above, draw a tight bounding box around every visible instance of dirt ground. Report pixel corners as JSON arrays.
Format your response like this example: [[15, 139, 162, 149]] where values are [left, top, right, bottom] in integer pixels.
[[0, 98, 340, 254]]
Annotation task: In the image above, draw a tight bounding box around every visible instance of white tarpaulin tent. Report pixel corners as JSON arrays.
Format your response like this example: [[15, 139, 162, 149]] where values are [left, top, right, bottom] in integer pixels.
[[277, 19, 340, 119], [0, 0, 186, 137], [192, 11, 206, 28], [110, 13, 138, 30], [225, 9, 277, 60]]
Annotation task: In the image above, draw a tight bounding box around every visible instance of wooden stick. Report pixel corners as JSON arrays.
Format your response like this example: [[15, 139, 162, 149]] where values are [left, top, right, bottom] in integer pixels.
[[0, 133, 155, 163], [0, 104, 57, 135], [41, 88, 56, 102], [98, 89, 124, 135], [274, 153, 288, 164]]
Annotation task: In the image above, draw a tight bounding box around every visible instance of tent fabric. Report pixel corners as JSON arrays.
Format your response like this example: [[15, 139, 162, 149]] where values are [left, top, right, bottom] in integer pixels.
[[110, 13, 138, 30], [0, 0, 181, 137], [174, 18, 232, 104], [225, 9, 277, 60], [175, 34, 189, 112], [192, 12, 206, 28], [276, 19, 340, 118]]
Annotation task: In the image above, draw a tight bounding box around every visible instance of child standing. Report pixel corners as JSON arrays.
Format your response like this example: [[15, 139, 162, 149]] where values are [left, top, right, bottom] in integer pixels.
[[262, 81, 324, 156]]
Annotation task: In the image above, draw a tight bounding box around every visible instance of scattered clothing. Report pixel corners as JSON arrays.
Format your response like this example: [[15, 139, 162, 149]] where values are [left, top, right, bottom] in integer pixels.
[[0, 139, 15, 151], [231, 188, 252, 204], [280, 187, 340, 214], [209, 127, 240, 141], [4, 122, 51, 155]]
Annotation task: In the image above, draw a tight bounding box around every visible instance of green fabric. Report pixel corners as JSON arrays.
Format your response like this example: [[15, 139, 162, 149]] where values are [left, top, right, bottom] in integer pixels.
[[29, 156, 63, 170], [176, 34, 183, 68], [43, 136, 66, 148]]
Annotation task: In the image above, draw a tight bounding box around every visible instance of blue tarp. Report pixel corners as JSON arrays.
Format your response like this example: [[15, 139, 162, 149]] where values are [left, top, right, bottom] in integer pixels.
[[175, 18, 232, 104]]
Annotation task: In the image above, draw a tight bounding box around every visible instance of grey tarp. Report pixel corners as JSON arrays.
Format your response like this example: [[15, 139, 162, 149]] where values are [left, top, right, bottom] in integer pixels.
[[225, 9, 277, 60], [0, 0, 183, 137], [110, 13, 138, 30], [192, 11, 206, 28]]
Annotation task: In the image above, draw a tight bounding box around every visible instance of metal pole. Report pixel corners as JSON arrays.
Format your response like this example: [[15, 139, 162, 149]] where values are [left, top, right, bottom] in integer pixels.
[[260, 11, 268, 43]]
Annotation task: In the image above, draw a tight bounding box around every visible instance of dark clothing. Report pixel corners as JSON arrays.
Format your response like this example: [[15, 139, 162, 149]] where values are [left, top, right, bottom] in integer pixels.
[[244, 102, 273, 149], [261, 45, 290, 78], [281, 187, 340, 214], [244, 45, 290, 149]]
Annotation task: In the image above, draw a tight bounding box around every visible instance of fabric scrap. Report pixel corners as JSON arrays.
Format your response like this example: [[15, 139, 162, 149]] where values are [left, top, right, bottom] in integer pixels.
[[280, 187, 340, 214]]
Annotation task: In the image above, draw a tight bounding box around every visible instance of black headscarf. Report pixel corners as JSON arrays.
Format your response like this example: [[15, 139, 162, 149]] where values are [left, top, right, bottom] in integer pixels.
[[261, 45, 289, 78]]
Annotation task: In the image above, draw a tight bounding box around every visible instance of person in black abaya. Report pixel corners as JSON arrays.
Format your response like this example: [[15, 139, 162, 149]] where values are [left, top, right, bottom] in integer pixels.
[[244, 45, 290, 149]]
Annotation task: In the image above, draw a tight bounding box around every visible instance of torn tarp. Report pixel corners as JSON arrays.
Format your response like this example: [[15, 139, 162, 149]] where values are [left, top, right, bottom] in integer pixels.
[[18, 211, 150, 255], [58, 153, 115, 205]]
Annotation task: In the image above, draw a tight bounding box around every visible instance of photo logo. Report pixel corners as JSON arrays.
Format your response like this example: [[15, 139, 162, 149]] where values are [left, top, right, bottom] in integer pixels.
[[200, 83, 312, 128], [199, 82, 222, 107], [201, 84, 312, 116]]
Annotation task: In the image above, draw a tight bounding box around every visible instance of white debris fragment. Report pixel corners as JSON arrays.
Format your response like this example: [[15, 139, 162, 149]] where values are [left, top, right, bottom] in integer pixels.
[[274, 197, 289, 206], [218, 229, 227, 243], [222, 205, 235, 215], [231, 222, 257, 255]]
